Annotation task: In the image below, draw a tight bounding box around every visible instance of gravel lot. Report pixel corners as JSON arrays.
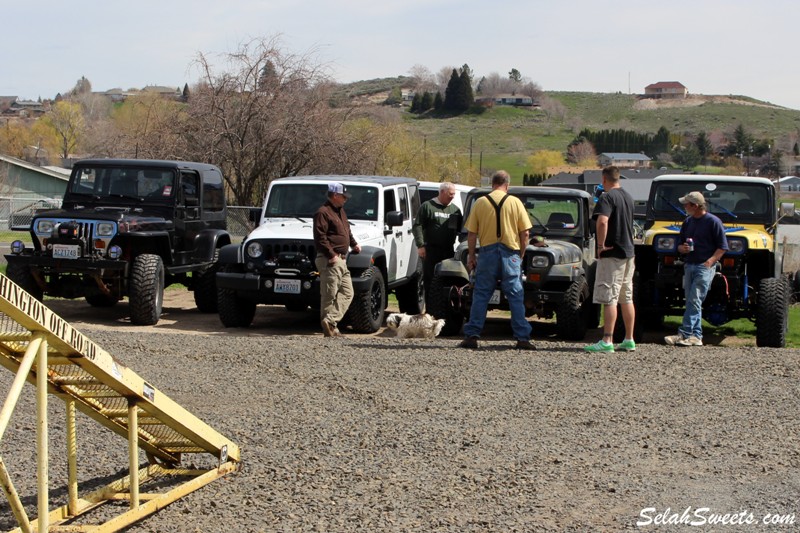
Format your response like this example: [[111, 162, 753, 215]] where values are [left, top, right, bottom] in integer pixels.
[[1, 292, 799, 532]]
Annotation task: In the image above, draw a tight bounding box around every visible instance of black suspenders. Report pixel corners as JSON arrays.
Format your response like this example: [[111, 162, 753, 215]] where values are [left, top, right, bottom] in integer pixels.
[[485, 194, 509, 238]]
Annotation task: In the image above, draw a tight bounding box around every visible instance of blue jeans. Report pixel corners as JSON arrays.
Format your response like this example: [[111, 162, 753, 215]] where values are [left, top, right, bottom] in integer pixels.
[[463, 243, 532, 341], [680, 262, 715, 339]]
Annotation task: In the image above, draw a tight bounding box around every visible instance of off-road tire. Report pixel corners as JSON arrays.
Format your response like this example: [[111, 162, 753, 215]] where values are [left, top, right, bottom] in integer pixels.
[[85, 292, 119, 307], [6, 262, 43, 300], [217, 265, 257, 328], [585, 262, 600, 329], [793, 270, 800, 304], [396, 268, 425, 314], [129, 254, 165, 326], [193, 250, 220, 313], [557, 278, 590, 341], [428, 274, 464, 336], [756, 276, 789, 348], [346, 266, 385, 333]]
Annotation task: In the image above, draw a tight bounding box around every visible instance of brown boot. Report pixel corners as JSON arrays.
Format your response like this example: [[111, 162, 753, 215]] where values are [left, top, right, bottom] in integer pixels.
[[514, 339, 537, 351], [321, 319, 336, 337]]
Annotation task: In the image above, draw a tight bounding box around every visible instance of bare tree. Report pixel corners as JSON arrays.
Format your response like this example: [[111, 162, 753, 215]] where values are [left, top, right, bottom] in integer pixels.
[[181, 37, 374, 205], [42, 101, 85, 159], [476, 72, 515, 97], [436, 66, 456, 95], [519, 80, 543, 101], [407, 64, 437, 93], [539, 95, 567, 135], [567, 139, 597, 166]]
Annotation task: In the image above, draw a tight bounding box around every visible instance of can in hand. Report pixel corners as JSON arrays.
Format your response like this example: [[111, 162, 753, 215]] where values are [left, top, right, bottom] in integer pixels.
[[686, 238, 694, 252]]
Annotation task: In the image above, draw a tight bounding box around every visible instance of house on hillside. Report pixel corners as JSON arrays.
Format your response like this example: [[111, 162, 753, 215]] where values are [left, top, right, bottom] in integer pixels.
[[476, 94, 535, 107], [644, 81, 688, 99], [0, 97, 47, 118], [777, 176, 800, 192], [598, 152, 652, 168], [141, 85, 182, 99]]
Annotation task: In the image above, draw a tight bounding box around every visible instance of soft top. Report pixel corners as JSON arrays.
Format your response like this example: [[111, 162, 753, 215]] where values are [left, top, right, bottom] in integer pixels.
[[272, 175, 417, 187]]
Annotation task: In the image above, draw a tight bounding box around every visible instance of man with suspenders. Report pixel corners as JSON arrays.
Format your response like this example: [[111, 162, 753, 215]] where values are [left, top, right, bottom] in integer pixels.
[[459, 170, 537, 351]]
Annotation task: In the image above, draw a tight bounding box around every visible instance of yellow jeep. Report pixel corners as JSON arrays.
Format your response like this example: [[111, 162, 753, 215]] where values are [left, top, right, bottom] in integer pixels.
[[631, 175, 795, 347]]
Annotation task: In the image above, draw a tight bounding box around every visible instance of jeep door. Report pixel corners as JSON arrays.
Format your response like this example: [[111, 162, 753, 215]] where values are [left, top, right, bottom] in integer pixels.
[[173, 170, 202, 265], [383, 186, 416, 283]]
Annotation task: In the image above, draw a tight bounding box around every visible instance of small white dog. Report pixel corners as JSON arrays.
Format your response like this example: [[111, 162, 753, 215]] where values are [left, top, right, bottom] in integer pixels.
[[385, 313, 445, 339]]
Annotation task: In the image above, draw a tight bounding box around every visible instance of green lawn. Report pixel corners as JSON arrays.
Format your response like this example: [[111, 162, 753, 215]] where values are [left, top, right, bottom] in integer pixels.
[[662, 305, 800, 348]]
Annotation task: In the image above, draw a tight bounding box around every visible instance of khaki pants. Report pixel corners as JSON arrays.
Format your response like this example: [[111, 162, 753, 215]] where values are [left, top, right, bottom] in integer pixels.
[[315, 255, 354, 326]]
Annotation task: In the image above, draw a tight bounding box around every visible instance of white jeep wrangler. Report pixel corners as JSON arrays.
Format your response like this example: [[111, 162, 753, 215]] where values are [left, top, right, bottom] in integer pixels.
[[215, 175, 425, 332]]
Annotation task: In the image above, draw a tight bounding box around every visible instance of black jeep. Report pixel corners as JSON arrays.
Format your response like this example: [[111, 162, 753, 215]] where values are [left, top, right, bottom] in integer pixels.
[[5, 159, 231, 325]]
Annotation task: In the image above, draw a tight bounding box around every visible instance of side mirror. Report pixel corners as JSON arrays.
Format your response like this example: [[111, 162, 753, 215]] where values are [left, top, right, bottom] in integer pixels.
[[779, 202, 795, 218], [385, 210, 403, 227], [249, 207, 263, 225]]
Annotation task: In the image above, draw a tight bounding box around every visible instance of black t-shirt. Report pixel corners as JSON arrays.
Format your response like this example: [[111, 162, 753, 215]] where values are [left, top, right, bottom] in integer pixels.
[[594, 187, 635, 258]]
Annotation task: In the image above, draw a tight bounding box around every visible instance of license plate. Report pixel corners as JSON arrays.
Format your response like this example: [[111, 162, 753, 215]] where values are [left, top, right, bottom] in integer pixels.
[[489, 290, 501, 305], [274, 279, 301, 294], [52, 244, 81, 259]]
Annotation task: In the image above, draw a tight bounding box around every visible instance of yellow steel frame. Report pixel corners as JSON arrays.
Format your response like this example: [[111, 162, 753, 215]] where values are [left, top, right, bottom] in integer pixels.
[[0, 275, 240, 532]]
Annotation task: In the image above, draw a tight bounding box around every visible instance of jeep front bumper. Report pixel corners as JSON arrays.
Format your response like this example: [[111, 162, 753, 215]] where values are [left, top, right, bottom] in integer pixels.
[[5, 253, 128, 272], [217, 271, 321, 304]]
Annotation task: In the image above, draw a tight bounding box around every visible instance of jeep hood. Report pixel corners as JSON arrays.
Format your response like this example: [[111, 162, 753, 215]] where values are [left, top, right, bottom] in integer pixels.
[[644, 222, 774, 250], [247, 218, 384, 244], [33, 207, 173, 231], [525, 240, 584, 264]]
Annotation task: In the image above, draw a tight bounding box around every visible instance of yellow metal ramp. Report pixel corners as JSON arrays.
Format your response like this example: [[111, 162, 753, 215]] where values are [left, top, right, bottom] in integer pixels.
[[0, 274, 240, 532]]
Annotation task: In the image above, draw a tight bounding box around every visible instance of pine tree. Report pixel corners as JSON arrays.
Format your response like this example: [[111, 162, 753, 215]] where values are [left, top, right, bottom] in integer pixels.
[[433, 91, 443, 111], [410, 92, 422, 113], [443, 69, 460, 111], [421, 91, 434, 112], [458, 69, 474, 111]]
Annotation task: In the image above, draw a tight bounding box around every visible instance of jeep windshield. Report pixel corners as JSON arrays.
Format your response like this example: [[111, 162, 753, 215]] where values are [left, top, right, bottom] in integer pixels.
[[463, 191, 583, 237], [650, 181, 773, 224], [265, 184, 379, 221], [66, 166, 177, 203]]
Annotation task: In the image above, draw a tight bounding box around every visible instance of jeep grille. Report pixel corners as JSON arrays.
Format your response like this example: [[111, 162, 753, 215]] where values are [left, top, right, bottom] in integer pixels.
[[261, 240, 316, 261]]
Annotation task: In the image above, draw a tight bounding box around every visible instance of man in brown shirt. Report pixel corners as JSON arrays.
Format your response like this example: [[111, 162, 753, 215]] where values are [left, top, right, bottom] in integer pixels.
[[313, 183, 361, 337]]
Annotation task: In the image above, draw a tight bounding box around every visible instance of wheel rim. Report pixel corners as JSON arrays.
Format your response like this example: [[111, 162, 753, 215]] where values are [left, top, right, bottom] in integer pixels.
[[370, 281, 383, 321]]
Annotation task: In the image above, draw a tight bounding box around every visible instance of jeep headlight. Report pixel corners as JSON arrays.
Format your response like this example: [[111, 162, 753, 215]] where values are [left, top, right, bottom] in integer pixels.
[[530, 255, 550, 268], [655, 235, 678, 253], [246, 241, 263, 259], [96, 222, 115, 236], [35, 219, 55, 235], [727, 237, 746, 255]]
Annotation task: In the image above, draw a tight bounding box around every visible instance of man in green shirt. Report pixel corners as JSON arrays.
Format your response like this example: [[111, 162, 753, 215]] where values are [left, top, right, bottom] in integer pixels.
[[413, 182, 462, 312]]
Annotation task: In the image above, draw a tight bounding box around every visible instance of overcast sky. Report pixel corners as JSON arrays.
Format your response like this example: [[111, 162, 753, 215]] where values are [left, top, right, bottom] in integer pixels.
[[3, 0, 798, 110]]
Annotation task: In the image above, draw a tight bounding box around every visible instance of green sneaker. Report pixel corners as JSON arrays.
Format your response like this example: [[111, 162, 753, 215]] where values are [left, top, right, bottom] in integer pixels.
[[584, 340, 614, 353], [615, 339, 636, 352]]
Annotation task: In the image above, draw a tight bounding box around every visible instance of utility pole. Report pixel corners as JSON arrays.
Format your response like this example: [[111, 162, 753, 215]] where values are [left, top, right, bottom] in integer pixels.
[[469, 135, 473, 168]]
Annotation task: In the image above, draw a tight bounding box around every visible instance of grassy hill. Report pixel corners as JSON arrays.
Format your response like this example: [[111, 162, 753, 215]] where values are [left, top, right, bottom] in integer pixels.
[[391, 91, 800, 182]]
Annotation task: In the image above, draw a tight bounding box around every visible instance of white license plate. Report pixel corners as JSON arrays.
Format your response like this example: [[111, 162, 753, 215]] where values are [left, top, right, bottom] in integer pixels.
[[489, 290, 501, 305], [52, 244, 81, 259], [274, 279, 301, 294]]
